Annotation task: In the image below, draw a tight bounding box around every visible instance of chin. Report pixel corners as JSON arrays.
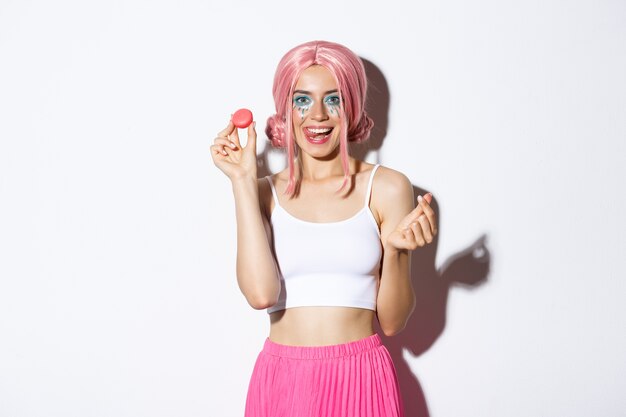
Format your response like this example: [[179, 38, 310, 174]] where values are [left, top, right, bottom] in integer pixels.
[[298, 137, 341, 156]]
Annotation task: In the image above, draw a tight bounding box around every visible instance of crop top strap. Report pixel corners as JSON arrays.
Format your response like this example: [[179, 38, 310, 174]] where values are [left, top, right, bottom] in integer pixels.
[[363, 164, 381, 208], [265, 176, 280, 208]]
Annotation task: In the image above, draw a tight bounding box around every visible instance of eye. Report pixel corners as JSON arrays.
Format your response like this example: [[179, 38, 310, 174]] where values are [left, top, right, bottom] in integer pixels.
[[293, 96, 312, 107], [325, 95, 341, 106]]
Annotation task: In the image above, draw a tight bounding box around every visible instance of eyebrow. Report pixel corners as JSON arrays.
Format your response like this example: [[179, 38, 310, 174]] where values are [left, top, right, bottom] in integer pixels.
[[293, 89, 339, 95]]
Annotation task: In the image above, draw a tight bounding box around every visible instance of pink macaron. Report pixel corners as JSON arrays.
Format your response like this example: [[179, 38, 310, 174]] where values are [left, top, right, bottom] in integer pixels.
[[231, 108, 253, 129]]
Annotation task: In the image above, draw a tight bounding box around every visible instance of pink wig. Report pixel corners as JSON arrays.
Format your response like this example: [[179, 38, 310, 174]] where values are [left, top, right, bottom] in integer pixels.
[[265, 40, 374, 198]]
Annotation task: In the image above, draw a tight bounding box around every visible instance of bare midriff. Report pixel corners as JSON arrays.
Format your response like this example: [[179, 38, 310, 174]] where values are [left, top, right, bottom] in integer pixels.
[[269, 306, 377, 346]]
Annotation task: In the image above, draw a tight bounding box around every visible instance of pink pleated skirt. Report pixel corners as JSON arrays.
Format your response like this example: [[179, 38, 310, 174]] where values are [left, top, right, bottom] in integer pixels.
[[244, 332, 405, 417]]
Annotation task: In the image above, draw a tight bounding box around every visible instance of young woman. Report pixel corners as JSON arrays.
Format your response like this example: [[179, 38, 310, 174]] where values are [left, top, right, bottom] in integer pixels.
[[211, 40, 436, 417]]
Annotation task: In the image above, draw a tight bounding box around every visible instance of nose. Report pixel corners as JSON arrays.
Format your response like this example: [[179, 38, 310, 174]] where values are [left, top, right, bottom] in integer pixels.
[[310, 100, 329, 121]]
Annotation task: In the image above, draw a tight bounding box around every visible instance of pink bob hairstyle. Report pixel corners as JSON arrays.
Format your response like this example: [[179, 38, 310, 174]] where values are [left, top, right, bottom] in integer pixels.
[[265, 40, 374, 198]]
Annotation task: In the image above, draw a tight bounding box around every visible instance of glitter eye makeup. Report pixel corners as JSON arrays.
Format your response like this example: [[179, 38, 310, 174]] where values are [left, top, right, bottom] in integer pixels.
[[293, 95, 312, 108], [293, 95, 313, 119], [324, 95, 341, 106], [292, 93, 342, 119], [324, 95, 341, 116]]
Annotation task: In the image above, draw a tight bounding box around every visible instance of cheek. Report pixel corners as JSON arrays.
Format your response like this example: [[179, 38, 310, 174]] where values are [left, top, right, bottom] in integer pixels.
[[292, 104, 309, 121], [326, 104, 341, 117]]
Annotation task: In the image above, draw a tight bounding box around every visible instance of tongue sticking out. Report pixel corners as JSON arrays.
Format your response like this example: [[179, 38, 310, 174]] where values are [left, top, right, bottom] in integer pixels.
[[308, 128, 333, 140]]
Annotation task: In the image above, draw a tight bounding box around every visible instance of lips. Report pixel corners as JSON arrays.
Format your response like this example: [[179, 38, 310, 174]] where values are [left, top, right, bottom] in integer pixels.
[[303, 126, 334, 144]]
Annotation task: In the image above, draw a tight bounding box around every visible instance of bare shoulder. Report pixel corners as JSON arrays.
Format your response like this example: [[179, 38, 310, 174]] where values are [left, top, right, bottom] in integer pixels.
[[374, 165, 413, 199], [372, 165, 414, 224]]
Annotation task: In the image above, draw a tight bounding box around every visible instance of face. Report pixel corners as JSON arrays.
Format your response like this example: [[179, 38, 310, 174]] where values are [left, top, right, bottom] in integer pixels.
[[291, 65, 342, 158]]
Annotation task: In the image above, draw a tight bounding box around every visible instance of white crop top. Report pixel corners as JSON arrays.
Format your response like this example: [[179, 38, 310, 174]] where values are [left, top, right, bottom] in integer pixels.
[[264, 164, 383, 314]]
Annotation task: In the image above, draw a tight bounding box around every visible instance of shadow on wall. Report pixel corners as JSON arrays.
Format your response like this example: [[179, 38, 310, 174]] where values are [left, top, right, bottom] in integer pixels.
[[361, 58, 492, 417], [378, 228, 490, 417], [254, 58, 492, 417]]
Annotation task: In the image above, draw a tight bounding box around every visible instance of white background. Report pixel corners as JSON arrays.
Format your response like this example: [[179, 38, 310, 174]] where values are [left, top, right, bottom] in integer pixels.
[[1, 0, 625, 416]]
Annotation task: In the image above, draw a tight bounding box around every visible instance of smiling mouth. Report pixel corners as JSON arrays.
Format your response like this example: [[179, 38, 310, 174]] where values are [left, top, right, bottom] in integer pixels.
[[303, 126, 333, 143]]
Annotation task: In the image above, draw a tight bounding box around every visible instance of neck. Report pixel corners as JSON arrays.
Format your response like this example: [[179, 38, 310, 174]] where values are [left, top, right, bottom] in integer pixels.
[[296, 151, 353, 182]]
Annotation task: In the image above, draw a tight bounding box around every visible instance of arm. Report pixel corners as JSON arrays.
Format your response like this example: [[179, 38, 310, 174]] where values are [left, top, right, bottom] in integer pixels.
[[231, 177, 280, 310], [376, 170, 417, 336], [211, 120, 280, 310]]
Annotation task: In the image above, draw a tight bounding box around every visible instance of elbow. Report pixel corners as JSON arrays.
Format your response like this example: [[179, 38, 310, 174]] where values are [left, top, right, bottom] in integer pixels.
[[248, 295, 277, 310], [238, 272, 280, 310], [381, 324, 405, 337], [246, 284, 280, 310], [380, 306, 414, 337]]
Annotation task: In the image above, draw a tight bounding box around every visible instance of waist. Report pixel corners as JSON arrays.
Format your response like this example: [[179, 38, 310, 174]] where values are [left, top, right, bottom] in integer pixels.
[[262, 332, 382, 359], [269, 306, 376, 346]]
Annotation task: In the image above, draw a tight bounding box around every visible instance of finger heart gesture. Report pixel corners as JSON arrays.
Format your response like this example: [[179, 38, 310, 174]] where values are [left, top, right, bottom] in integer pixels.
[[386, 193, 437, 251]]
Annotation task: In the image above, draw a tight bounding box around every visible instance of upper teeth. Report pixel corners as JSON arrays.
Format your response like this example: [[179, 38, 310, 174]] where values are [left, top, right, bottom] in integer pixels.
[[307, 127, 332, 134]]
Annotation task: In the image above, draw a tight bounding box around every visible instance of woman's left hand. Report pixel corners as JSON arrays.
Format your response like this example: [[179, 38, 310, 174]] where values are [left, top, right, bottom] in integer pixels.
[[386, 193, 437, 251]]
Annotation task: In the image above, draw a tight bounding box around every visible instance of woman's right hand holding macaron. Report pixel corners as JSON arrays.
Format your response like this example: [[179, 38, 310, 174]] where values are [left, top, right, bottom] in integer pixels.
[[211, 113, 257, 181]]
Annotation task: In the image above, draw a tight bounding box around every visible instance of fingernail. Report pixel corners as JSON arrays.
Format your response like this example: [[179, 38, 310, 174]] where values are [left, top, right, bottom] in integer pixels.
[[417, 195, 423, 203], [229, 142, 236, 148], [253, 121, 256, 128], [427, 192, 433, 198]]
